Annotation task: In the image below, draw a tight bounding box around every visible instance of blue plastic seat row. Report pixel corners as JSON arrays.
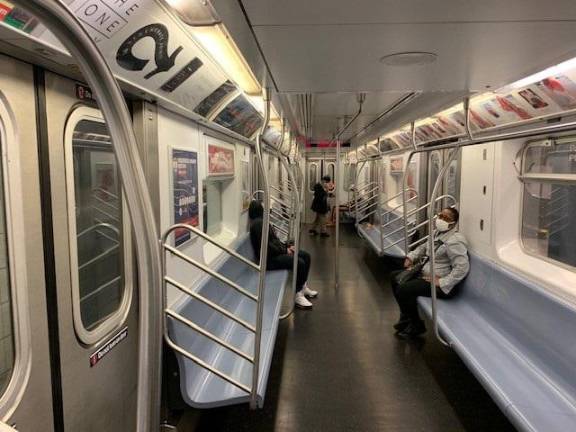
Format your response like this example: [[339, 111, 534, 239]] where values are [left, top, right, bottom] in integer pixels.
[[357, 207, 407, 259], [418, 252, 576, 431], [168, 234, 288, 408]]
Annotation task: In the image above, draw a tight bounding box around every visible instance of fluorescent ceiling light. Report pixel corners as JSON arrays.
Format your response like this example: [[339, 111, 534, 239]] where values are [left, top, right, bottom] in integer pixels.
[[165, 0, 220, 26], [193, 24, 262, 95], [505, 57, 576, 90], [247, 95, 281, 121]]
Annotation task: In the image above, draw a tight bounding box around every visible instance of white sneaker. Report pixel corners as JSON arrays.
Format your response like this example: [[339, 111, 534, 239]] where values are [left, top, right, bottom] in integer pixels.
[[302, 283, 318, 299], [295, 291, 313, 309]]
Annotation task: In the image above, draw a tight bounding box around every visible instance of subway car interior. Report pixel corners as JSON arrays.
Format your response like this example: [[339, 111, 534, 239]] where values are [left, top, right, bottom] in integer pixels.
[[1, 0, 576, 431]]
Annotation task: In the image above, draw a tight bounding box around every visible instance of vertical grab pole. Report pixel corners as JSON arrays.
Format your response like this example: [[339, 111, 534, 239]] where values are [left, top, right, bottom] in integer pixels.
[[402, 121, 417, 254], [13, 1, 162, 430], [377, 140, 384, 254], [251, 88, 271, 409], [335, 137, 341, 287], [280, 131, 301, 320], [428, 98, 470, 347]]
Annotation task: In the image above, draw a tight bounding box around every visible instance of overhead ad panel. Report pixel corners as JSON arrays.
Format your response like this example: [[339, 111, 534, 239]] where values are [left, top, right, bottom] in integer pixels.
[[37, 0, 230, 119]]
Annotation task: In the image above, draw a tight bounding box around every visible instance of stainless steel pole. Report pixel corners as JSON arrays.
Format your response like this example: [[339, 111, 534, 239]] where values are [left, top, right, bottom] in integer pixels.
[[13, 1, 163, 430], [250, 88, 271, 409]]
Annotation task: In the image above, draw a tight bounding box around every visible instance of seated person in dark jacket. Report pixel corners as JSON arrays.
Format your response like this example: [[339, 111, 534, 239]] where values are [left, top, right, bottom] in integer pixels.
[[249, 200, 317, 309]]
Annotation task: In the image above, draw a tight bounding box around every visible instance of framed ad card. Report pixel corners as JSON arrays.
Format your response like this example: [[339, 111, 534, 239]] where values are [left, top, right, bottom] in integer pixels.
[[207, 142, 235, 176], [171, 148, 199, 247]]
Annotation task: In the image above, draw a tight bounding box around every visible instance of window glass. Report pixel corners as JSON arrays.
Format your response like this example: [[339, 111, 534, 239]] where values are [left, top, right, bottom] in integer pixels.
[[522, 182, 576, 267], [524, 141, 576, 175], [308, 164, 318, 191], [0, 131, 13, 395], [72, 120, 125, 330], [445, 149, 460, 202], [327, 163, 335, 181], [203, 180, 223, 236]]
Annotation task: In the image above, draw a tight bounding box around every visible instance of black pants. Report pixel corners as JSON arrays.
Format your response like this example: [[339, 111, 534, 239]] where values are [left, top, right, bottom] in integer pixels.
[[390, 270, 457, 322], [268, 250, 311, 292]]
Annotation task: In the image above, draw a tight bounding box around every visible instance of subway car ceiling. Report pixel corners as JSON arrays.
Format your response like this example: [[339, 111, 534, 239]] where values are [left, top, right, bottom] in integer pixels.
[[3, 0, 576, 153]]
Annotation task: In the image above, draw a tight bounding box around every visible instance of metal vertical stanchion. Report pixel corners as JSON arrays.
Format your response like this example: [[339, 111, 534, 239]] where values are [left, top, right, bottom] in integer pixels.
[[333, 94, 365, 287]]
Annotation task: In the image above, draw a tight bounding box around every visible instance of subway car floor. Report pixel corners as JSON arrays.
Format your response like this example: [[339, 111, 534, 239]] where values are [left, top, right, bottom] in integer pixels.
[[178, 224, 515, 432]]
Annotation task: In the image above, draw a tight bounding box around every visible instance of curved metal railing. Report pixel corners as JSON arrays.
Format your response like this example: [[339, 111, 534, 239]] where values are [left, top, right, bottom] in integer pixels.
[[12, 1, 163, 430]]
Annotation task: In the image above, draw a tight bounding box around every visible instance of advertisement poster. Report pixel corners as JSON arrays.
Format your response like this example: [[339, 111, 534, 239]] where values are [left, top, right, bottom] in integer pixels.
[[390, 156, 404, 174], [536, 75, 576, 110], [213, 95, 263, 138], [172, 149, 199, 247], [208, 143, 235, 176]]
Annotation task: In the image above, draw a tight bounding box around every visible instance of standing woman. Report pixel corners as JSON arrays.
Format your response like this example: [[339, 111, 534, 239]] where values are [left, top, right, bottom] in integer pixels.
[[310, 175, 331, 237]]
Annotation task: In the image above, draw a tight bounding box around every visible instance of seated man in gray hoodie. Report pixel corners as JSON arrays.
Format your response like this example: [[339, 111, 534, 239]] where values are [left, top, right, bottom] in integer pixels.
[[391, 207, 469, 339]]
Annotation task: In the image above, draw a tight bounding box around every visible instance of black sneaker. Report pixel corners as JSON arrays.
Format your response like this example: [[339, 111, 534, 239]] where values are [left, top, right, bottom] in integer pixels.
[[320, 232, 330, 238], [396, 321, 426, 339], [393, 315, 411, 332]]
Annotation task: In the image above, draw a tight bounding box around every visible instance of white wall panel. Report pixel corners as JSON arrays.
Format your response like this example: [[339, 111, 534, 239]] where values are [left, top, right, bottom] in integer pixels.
[[459, 142, 495, 256]]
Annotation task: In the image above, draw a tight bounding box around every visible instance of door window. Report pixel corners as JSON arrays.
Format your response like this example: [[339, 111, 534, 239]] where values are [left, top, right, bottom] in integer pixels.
[[521, 139, 576, 268], [66, 111, 132, 344]]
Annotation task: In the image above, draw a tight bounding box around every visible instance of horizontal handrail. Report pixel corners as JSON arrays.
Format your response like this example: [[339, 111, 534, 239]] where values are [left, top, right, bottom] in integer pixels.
[[382, 188, 417, 206], [162, 224, 259, 271], [405, 195, 456, 218], [93, 194, 120, 212], [165, 276, 256, 332], [77, 222, 119, 240], [164, 244, 258, 301], [93, 187, 119, 202], [165, 336, 251, 394], [381, 195, 418, 216], [356, 185, 380, 196], [358, 208, 379, 221], [356, 200, 379, 213], [80, 275, 122, 303], [93, 205, 120, 222], [79, 244, 120, 271], [165, 309, 254, 362]]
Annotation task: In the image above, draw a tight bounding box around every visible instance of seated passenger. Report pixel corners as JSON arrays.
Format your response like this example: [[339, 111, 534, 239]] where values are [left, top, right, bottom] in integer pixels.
[[248, 200, 318, 310], [391, 207, 469, 339]]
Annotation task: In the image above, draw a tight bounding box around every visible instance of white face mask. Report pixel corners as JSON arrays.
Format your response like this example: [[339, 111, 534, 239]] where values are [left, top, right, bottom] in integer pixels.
[[435, 218, 452, 232]]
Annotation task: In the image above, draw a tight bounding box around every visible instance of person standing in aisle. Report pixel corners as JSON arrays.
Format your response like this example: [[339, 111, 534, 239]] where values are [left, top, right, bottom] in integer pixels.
[[310, 175, 331, 237]]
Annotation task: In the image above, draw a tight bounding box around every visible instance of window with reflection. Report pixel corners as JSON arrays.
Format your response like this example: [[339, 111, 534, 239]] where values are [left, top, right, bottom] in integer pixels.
[[203, 180, 225, 236], [308, 164, 318, 191], [522, 139, 576, 267], [72, 120, 125, 331]]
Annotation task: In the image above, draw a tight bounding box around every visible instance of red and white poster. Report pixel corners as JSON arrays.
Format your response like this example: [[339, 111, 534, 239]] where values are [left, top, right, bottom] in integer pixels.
[[208, 143, 235, 176]]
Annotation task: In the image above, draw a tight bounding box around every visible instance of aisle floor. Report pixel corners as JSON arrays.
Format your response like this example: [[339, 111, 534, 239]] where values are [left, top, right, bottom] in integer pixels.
[[183, 225, 515, 431]]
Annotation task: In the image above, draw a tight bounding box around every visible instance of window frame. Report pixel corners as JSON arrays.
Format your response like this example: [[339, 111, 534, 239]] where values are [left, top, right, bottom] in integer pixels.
[[64, 107, 133, 345], [519, 137, 576, 273], [0, 95, 33, 417]]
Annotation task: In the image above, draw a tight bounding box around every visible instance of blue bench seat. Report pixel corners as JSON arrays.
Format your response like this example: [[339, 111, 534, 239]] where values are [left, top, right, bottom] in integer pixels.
[[418, 253, 576, 432], [357, 208, 408, 259], [168, 235, 288, 408]]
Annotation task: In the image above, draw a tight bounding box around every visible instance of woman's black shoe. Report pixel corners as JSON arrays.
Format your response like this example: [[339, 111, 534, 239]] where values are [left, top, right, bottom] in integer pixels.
[[393, 315, 411, 332], [320, 232, 330, 238], [396, 321, 426, 339], [309, 229, 318, 235]]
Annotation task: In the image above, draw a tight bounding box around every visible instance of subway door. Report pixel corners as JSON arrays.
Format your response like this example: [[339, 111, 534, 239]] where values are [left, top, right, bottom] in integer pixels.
[[0, 56, 54, 430], [305, 159, 321, 223], [41, 72, 139, 431]]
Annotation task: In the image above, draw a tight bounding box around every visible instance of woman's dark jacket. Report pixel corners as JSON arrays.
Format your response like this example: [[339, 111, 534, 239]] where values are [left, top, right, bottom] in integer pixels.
[[311, 183, 329, 214], [249, 201, 286, 262]]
